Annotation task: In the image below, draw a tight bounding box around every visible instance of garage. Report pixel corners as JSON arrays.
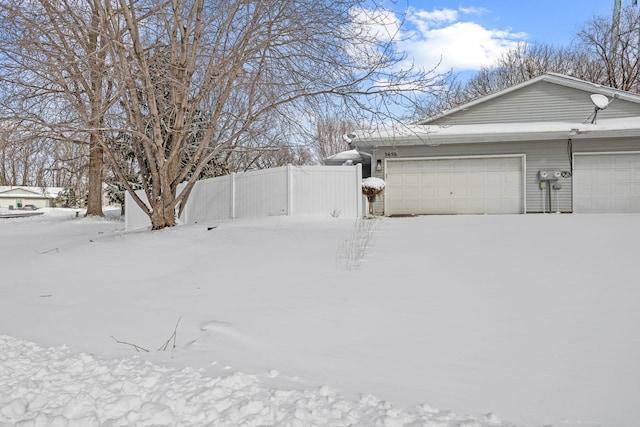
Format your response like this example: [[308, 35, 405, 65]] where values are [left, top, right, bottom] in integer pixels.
[[573, 152, 640, 213], [385, 156, 524, 215]]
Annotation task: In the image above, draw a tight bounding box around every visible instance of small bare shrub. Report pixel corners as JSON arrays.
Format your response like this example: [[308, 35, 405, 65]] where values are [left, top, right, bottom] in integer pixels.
[[111, 316, 182, 352], [337, 217, 380, 271]]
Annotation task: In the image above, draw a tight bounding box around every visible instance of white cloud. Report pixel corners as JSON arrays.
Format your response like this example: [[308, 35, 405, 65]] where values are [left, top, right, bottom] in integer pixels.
[[458, 6, 489, 16], [345, 5, 528, 79], [399, 6, 528, 72], [409, 8, 459, 29]]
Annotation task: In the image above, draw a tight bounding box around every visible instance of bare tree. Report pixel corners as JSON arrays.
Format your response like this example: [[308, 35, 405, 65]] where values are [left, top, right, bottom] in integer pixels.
[[2, 0, 444, 229], [0, 121, 53, 187], [309, 115, 355, 164], [94, 0, 442, 229], [224, 119, 314, 172], [0, 0, 117, 216], [576, 4, 640, 91]]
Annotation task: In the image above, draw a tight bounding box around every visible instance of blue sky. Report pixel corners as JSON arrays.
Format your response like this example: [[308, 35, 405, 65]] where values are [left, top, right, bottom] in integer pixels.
[[383, 0, 622, 74]]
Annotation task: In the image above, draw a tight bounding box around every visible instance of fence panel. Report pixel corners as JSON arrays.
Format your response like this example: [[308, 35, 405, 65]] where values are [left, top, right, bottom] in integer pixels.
[[234, 167, 289, 218], [291, 165, 362, 217], [125, 165, 362, 230], [180, 175, 232, 224], [124, 191, 152, 230]]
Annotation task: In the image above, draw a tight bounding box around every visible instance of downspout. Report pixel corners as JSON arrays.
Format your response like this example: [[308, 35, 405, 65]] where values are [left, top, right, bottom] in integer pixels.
[[355, 148, 375, 178]]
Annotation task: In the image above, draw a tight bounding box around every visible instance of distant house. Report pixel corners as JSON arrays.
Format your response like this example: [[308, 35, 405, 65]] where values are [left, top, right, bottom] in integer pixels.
[[0, 186, 63, 209], [349, 73, 640, 215]]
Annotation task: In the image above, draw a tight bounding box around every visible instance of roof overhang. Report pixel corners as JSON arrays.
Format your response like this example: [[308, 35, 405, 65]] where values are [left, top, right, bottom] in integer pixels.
[[353, 117, 640, 148]]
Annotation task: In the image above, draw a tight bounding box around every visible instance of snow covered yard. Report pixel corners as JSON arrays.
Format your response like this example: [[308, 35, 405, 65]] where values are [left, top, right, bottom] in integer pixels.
[[0, 209, 638, 427]]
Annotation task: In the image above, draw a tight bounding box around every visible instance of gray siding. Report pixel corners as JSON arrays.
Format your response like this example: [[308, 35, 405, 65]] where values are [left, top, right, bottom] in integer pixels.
[[571, 137, 640, 154], [370, 168, 386, 216], [523, 141, 572, 213], [429, 81, 640, 126]]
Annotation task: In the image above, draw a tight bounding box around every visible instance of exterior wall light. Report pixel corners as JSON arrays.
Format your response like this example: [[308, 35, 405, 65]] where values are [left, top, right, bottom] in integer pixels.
[[376, 159, 382, 171]]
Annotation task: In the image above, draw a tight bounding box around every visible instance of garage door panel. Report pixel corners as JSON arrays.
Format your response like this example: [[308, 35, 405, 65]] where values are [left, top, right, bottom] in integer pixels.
[[419, 174, 435, 185], [404, 175, 419, 185], [451, 188, 469, 198], [434, 174, 451, 185], [468, 187, 486, 197], [435, 187, 451, 198], [419, 187, 436, 198], [466, 174, 484, 186], [485, 187, 503, 198], [505, 172, 522, 184], [386, 157, 523, 215], [574, 153, 640, 213], [418, 162, 435, 173], [401, 161, 419, 173], [485, 172, 504, 185], [450, 174, 468, 185], [613, 170, 633, 181]]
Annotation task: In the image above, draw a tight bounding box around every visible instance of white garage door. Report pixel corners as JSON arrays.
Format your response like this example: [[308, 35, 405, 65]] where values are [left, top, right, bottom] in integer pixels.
[[574, 153, 640, 213], [385, 157, 524, 215]]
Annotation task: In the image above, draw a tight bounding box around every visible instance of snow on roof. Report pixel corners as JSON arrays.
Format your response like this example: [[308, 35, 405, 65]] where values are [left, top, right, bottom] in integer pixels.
[[325, 149, 363, 162], [0, 186, 64, 199], [324, 149, 371, 165], [353, 116, 640, 147]]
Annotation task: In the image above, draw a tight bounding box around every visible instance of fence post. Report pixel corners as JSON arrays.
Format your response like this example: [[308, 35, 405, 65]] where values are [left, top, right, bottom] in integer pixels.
[[356, 163, 363, 218], [230, 172, 236, 219], [286, 164, 293, 216]]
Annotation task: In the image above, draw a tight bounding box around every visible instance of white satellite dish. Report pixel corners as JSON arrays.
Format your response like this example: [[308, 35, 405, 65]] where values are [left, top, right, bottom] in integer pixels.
[[590, 94, 611, 110], [585, 94, 614, 124], [342, 132, 357, 144]]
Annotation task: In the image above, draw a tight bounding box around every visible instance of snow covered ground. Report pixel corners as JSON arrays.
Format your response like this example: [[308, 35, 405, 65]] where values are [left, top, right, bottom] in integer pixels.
[[0, 208, 638, 427]]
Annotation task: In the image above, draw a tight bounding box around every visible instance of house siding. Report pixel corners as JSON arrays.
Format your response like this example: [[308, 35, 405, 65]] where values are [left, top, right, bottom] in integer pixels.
[[571, 137, 640, 153], [429, 82, 640, 126]]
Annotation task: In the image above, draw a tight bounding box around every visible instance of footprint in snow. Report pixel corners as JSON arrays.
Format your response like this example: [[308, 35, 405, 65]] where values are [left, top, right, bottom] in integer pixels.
[[200, 320, 251, 345], [200, 320, 234, 335]]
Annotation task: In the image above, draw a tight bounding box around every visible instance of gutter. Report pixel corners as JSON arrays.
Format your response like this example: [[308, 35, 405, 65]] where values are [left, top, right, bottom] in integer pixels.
[[354, 121, 640, 148]]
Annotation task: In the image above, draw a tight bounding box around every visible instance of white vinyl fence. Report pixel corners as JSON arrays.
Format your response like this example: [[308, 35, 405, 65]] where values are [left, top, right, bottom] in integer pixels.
[[125, 164, 363, 230]]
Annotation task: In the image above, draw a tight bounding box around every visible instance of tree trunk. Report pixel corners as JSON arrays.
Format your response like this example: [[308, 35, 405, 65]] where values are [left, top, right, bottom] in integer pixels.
[[149, 197, 176, 230], [84, 4, 105, 217], [85, 136, 104, 216]]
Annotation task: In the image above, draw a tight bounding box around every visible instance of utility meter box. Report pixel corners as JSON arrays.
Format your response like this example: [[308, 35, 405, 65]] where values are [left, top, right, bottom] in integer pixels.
[[538, 170, 562, 181]]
